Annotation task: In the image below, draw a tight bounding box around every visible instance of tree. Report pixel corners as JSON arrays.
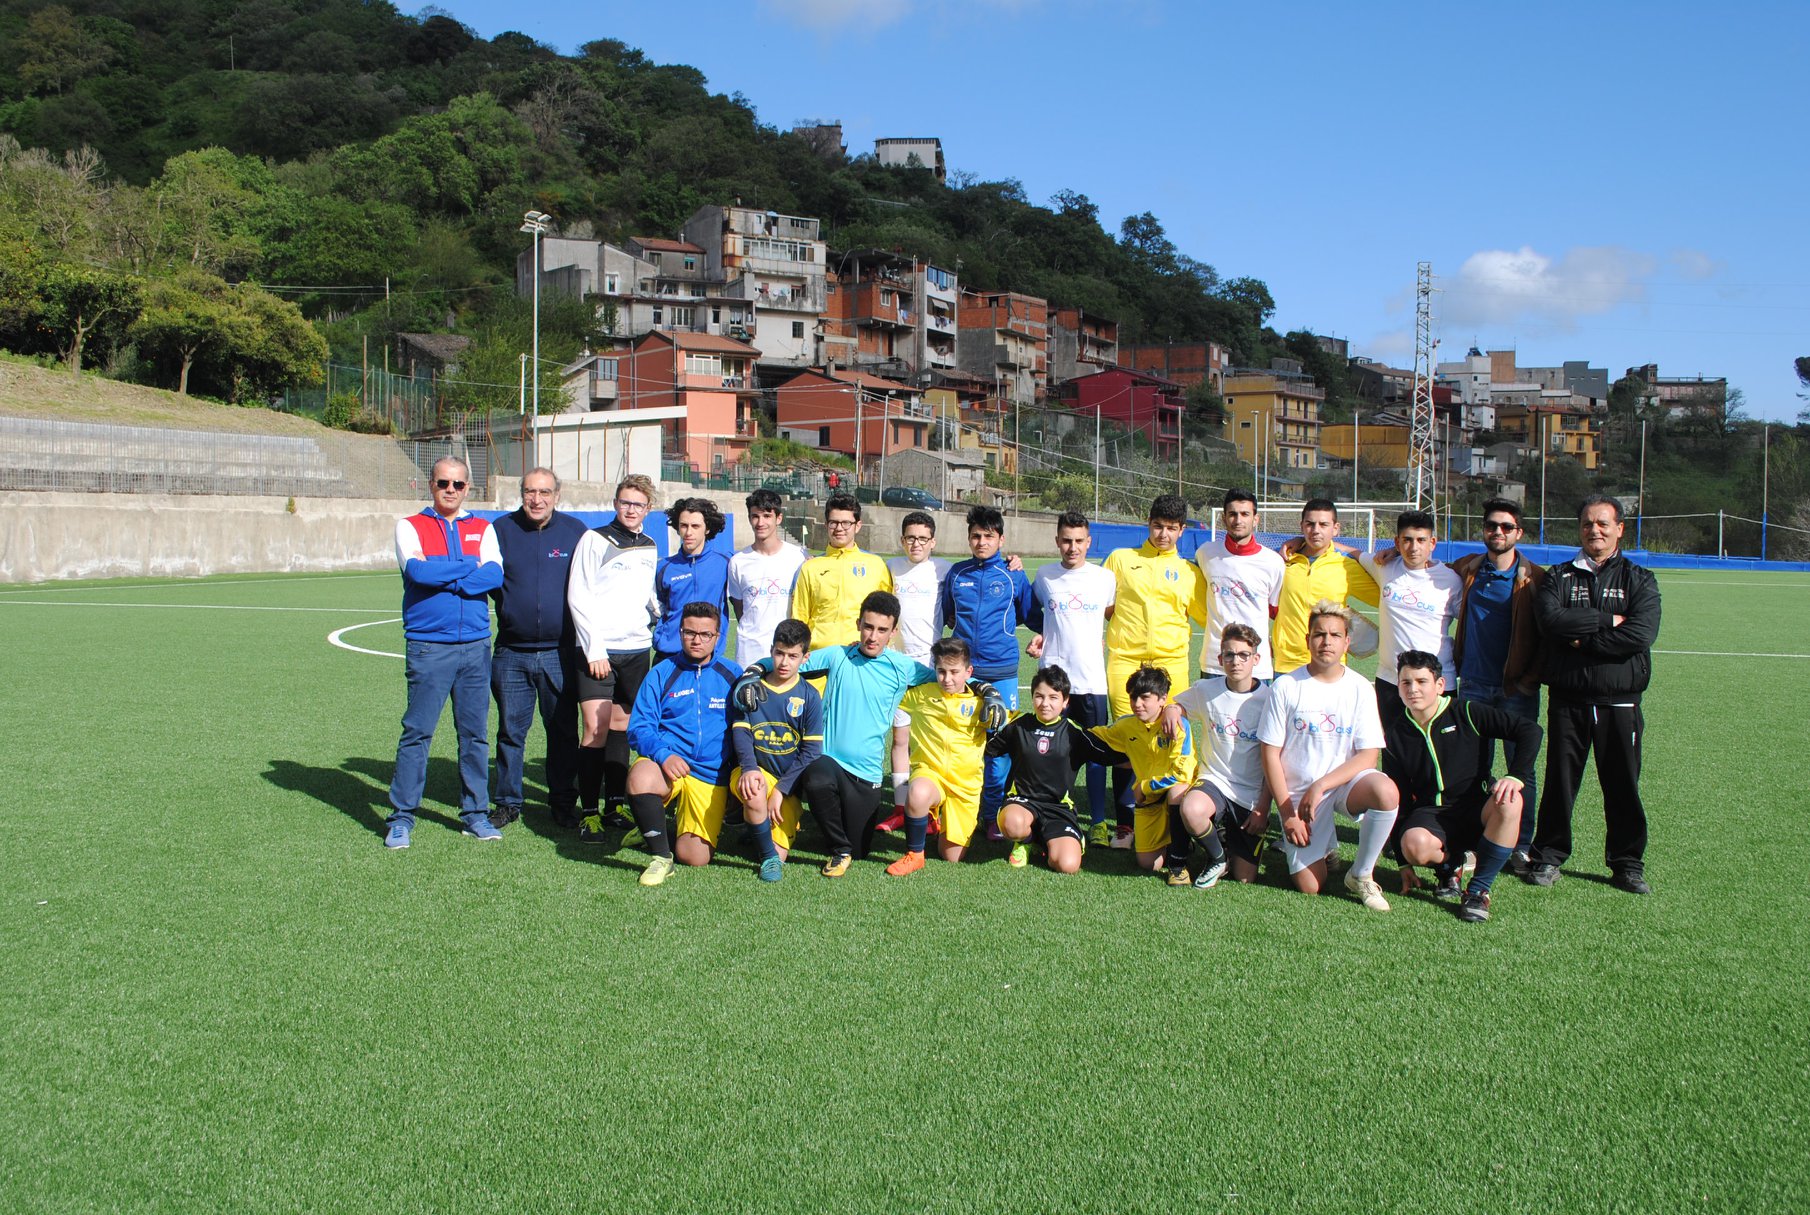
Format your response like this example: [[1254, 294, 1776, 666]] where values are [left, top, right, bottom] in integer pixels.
[[130, 270, 231, 394], [221, 286, 328, 403], [37, 262, 139, 372], [16, 6, 116, 96]]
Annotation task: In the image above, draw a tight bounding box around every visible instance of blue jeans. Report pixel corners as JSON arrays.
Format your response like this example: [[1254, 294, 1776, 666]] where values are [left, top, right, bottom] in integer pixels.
[[491, 645, 579, 813], [388, 638, 491, 827], [1457, 680, 1541, 849], [976, 665, 1020, 823]]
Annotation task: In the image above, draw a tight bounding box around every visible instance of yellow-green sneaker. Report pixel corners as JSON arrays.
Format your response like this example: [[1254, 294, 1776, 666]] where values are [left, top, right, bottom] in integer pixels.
[[1088, 822, 1112, 848], [1007, 842, 1030, 868], [639, 855, 675, 887], [1165, 864, 1192, 887]]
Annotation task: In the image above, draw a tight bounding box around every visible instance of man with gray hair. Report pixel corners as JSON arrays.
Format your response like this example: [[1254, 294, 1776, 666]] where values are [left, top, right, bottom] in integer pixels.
[[488, 468, 589, 830], [385, 457, 505, 849]]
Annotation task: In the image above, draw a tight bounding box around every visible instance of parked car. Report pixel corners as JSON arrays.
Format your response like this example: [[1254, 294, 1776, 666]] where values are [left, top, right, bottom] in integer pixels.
[[881, 486, 945, 510]]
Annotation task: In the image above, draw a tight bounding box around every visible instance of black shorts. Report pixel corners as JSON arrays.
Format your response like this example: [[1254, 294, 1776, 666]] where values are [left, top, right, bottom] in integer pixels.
[[575, 648, 651, 707], [1006, 796, 1081, 844], [1063, 692, 1110, 733], [1399, 803, 1485, 857], [1196, 784, 1266, 865]]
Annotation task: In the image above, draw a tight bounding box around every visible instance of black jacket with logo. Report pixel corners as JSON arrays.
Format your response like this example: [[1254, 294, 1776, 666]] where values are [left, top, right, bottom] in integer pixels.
[[1534, 552, 1661, 704], [1381, 696, 1542, 814]]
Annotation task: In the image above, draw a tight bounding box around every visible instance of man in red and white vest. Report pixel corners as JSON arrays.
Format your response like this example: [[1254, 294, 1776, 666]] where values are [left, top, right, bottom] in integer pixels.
[[385, 457, 505, 849]]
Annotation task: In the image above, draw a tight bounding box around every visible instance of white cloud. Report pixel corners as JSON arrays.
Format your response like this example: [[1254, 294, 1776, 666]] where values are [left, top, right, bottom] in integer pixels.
[[1440, 245, 1662, 330], [758, 0, 910, 33]]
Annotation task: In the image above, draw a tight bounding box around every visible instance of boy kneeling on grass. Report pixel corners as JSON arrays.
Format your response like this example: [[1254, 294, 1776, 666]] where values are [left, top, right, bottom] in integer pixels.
[[1089, 665, 1200, 876], [728, 618, 824, 883], [1161, 622, 1273, 889], [885, 637, 1008, 876], [988, 664, 1128, 874]]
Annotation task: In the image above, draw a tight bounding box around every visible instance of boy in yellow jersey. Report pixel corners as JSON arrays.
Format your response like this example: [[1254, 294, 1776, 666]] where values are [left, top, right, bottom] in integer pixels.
[[728, 619, 824, 883], [1101, 493, 1207, 844], [1272, 498, 1380, 674], [791, 493, 892, 651], [885, 637, 1008, 874], [1091, 665, 1200, 874]]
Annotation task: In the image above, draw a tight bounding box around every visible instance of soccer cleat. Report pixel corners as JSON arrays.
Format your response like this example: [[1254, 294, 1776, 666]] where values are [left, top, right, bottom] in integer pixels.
[[576, 812, 609, 842], [875, 811, 906, 834], [490, 804, 522, 828], [383, 822, 412, 850], [462, 814, 502, 842], [1088, 822, 1113, 848], [1192, 858, 1228, 890], [821, 853, 852, 878], [1007, 842, 1030, 868], [1432, 868, 1463, 902], [1109, 825, 1135, 850], [1344, 871, 1391, 912], [1165, 865, 1192, 887], [1507, 848, 1532, 877], [620, 827, 644, 849], [1525, 863, 1560, 887], [885, 850, 926, 877], [1610, 869, 1651, 895], [758, 856, 784, 883], [1457, 889, 1491, 922], [638, 855, 675, 887]]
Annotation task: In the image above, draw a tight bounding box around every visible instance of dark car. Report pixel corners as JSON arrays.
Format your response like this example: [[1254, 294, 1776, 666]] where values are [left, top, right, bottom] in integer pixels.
[[880, 486, 944, 510]]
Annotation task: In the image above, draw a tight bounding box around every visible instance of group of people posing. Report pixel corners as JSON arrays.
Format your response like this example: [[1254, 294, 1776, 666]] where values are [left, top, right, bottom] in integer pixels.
[[384, 458, 1660, 923]]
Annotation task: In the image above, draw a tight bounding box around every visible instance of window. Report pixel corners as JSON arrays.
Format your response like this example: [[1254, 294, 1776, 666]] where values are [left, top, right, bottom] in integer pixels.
[[792, 321, 805, 339], [595, 359, 619, 382], [1240, 420, 1251, 429], [683, 256, 697, 270], [818, 426, 831, 445], [671, 306, 695, 326], [684, 353, 720, 376], [651, 306, 662, 324], [603, 272, 619, 294], [880, 289, 894, 307], [711, 307, 721, 324]]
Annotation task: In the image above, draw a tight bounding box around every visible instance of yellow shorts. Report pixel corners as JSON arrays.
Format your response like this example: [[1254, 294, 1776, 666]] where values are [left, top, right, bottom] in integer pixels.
[[669, 774, 732, 848], [913, 765, 982, 848], [1107, 654, 1190, 720], [1133, 800, 1172, 855], [728, 766, 803, 853]]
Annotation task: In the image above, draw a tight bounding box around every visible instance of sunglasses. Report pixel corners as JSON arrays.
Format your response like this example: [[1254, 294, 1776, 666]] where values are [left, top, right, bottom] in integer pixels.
[[434, 479, 467, 490], [1483, 521, 1519, 533]]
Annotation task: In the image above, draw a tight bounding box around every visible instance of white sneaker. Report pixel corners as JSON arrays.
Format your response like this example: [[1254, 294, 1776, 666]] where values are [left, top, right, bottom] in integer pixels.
[[1344, 870, 1391, 912]]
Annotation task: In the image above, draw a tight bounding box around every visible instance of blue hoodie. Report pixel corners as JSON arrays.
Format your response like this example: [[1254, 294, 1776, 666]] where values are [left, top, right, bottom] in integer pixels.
[[653, 546, 731, 659], [398, 509, 503, 643], [627, 655, 742, 785], [941, 553, 1035, 675]]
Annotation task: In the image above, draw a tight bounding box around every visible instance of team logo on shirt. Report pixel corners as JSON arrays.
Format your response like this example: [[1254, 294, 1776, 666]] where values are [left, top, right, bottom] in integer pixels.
[[852, 563, 867, 577], [548, 547, 568, 558], [1163, 568, 1179, 582], [787, 696, 805, 717], [958, 702, 974, 718], [1037, 736, 1050, 754], [1293, 711, 1353, 736]]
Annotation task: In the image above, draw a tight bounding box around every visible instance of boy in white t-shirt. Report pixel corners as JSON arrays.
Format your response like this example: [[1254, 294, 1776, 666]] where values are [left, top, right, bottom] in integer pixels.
[[886, 510, 950, 665], [1166, 622, 1273, 885], [1357, 508, 1464, 715], [1196, 488, 1286, 680], [1026, 510, 1118, 844], [726, 488, 809, 663], [1257, 600, 1401, 911]]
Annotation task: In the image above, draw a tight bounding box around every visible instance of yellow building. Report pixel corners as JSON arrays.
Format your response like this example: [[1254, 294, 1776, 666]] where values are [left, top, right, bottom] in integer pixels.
[[925, 384, 1016, 474], [1222, 368, 1324, 471], [1497, 399, 1601, 471], [1319, 422, 1411, 469]]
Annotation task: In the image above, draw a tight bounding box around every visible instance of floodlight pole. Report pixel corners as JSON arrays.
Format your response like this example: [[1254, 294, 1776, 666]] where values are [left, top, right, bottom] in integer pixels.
[[519, 210, 553, 467]]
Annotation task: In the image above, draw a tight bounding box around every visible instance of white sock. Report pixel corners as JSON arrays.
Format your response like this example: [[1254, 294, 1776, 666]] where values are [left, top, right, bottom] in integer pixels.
[[1351, 807, 1398, 879]]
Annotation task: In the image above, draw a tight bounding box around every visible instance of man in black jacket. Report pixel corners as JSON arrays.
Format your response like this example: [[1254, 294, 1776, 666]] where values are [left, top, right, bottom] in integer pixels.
[[1527, 495, 1661, 894], [489, 468, 590, 829], [1384, 650, 1542, 922]]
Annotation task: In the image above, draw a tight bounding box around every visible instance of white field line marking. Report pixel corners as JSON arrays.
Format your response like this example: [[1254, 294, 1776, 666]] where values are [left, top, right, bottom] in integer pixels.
[[328, 618, 404, 658], [1656, 649, 1810, 659], [0, 572, 391, 594], [0, 600, 393, 613], [1658, 580, 1810, 589]]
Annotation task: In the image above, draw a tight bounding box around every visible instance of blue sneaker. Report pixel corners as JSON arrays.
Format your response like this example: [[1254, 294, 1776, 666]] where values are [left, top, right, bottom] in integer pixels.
[[759, 856, 784, 883], [383, 822, 412, 850], [462, 814, 502, 842]]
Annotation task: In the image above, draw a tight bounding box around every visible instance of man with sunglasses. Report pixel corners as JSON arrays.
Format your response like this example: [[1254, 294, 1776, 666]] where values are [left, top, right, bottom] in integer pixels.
[[1450, 498, 1545, 875], [384, 458, 505, 849], [567, 474, 661, 835]]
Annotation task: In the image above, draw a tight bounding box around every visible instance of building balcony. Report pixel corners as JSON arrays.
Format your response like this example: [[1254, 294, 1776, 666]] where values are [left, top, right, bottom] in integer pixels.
[[586, 375, 619, 402], [750, 289, 826, 314]]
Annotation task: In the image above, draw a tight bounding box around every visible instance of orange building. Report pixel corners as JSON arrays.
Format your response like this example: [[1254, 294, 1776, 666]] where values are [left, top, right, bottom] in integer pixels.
[[774, 368, 930, 469], [621, 330, 762, 474]]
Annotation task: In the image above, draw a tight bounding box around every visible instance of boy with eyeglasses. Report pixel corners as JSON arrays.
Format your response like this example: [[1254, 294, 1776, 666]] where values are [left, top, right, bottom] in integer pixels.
[[1163, 623, 1273, 886], [567, 474, 660, 834], [791, 494, 892, 651], [886, 510, 949, 665]]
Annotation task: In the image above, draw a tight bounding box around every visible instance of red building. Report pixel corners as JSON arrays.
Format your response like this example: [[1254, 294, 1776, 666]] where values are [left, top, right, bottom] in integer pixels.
[[1052, 366, 1185, 458], [774, 368, 929, 468]]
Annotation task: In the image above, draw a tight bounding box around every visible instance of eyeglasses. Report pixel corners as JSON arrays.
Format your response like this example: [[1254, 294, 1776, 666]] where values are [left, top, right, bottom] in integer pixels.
[[826, 518, 858, 529], [1221, 651, 1258, 663], [902, 534, 932, 545], [1483, 521, 1519, 533], [522, 488, 555, 498], [680, 629, 719, 641], [434, 479, 467, 490], [614, 498, 649, 511]]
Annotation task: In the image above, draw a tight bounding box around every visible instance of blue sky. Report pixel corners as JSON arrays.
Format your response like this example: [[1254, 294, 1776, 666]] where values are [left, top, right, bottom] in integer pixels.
[[453, 0, 1808, 420]]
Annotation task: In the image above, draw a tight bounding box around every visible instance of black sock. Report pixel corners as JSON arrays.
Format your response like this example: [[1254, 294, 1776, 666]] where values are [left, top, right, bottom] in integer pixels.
[[1165, 806, 1191, 868], [603, 734, 631, 803], [577, 746, 604, 809], [1113, 768, 1134, 828], [1191, 824, 1226, 863], [628, 792, 671, 859]]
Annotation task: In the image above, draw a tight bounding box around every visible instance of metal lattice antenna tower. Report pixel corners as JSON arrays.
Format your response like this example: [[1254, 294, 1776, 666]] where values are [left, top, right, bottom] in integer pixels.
[[1408, 261, 1437, 510]]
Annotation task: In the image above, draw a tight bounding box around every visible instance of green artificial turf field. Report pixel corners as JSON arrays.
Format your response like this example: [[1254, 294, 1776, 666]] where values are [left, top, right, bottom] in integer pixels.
[[2, 565, 1807, 1213]]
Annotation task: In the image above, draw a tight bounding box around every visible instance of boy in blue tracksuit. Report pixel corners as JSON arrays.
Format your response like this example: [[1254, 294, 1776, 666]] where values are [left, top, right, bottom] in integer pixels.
[[941, 505, 1036, 833], [653, 497, 731, 664], [623, 601, 741, 886]]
